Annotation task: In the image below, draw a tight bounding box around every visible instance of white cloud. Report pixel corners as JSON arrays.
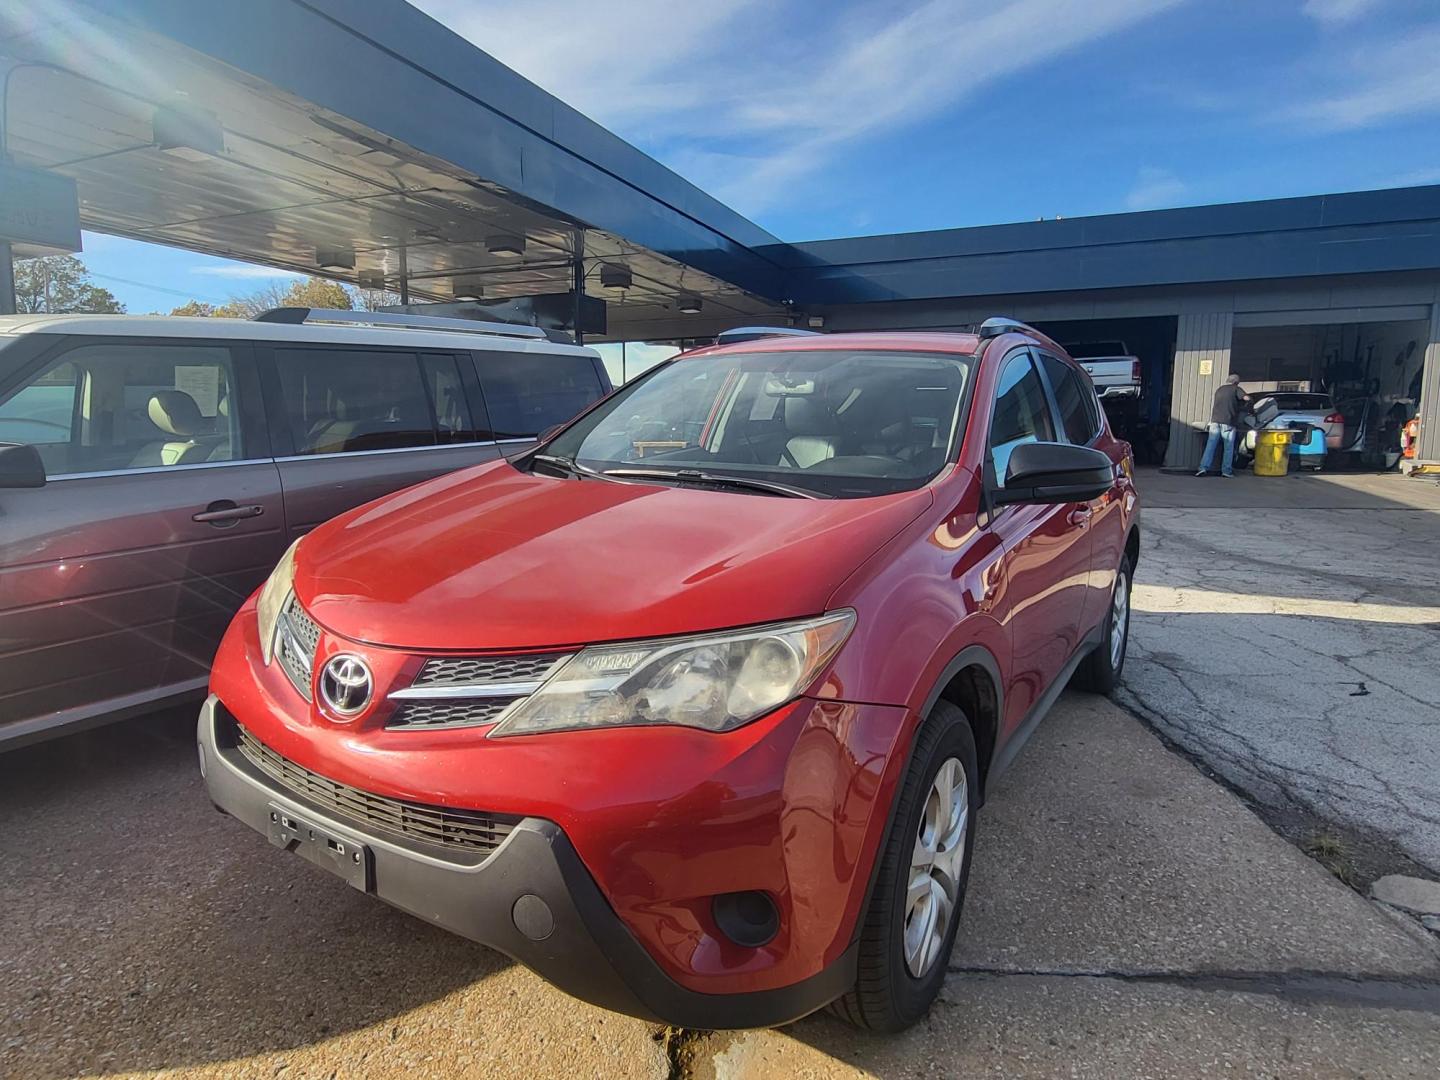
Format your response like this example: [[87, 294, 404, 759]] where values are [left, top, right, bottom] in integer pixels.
[[410, 0, 1183, 216], [1283, 24, 1440, 129], [1124, 166, 1188, 210], [190, 264, 303, 280], [1301, 0, 1383, 24]]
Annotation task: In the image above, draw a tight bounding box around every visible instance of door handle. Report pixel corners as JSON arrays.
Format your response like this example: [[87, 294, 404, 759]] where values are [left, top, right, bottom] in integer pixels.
[[1067, 508, 1093, 528], [193, 501, 264, 525]]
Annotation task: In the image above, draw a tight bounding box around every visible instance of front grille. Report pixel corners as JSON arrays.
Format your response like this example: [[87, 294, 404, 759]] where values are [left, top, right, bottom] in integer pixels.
[[285, 595, 321, 655], [389, 698, 522, 730], [233, 722, 519, 853], [275, 594, 321, 701], [414, 653, 569, 687]]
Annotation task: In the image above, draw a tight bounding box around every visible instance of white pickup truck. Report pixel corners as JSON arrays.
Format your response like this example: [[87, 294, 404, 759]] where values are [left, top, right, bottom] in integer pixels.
[[1064, 341, 1142, 402]]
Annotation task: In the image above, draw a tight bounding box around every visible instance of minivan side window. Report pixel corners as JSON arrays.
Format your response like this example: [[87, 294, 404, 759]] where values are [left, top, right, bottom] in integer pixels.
[[989, 351, 1057, 487], [0, 343, 242, 476], [1038, 353, 1100, 445], [477, 351, 604, 439], [274, 348, 440, 455]]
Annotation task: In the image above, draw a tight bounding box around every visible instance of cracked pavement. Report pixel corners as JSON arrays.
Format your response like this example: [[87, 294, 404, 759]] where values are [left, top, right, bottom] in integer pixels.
[[1118, 469, 1440, 875]]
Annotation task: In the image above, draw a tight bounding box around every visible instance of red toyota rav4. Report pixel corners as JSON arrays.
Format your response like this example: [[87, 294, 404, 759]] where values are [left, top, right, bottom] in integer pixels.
[[199, 319, 1139, 1032]]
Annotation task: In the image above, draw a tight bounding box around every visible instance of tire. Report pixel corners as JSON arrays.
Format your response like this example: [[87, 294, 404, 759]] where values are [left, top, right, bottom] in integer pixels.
[[1073, 552, 1133, 694], [830, 700, 979, 1032]]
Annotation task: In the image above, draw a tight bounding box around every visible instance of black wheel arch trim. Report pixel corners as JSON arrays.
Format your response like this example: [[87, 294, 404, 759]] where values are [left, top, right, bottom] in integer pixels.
[[848, 642, 1003, 946]]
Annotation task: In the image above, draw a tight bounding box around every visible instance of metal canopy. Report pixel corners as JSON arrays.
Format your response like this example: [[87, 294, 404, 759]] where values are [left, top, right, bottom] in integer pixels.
[[0, 0, 786, 338]]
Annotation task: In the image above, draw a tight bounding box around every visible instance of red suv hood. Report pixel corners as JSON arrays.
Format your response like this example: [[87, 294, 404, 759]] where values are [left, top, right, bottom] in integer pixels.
[[295, 460, 933, 651]]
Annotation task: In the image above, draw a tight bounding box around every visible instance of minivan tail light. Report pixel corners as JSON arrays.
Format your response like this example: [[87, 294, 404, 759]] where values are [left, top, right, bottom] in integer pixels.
[[1324, 412, 1343, 424]]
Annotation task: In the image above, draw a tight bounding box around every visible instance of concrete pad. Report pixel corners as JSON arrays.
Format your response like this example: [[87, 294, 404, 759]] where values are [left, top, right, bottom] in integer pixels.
[[1372, 875, 1440, 917], [725, 975, 1440, 1079], [954, 694, 1440, 978]]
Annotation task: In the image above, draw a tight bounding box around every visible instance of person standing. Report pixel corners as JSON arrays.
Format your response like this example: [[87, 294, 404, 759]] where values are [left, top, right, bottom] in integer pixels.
[[1196, 373, 1248, 477]]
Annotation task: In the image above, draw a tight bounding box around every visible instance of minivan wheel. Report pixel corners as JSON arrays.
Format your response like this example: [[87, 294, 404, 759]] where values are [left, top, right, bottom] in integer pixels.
[[1073, 552, 1133, 694], [830, 700, 978, 1032]]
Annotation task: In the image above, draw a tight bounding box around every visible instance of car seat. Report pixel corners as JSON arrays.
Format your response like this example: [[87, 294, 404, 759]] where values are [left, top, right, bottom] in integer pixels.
[[779, 396, 838, 468], [129, 391, 217, 467]]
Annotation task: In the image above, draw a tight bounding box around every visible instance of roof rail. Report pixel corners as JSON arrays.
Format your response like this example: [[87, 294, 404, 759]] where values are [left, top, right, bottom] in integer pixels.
[[977, 316, 1041, 340], [253, 307, 548, 340], [715, 326, 822, 346]]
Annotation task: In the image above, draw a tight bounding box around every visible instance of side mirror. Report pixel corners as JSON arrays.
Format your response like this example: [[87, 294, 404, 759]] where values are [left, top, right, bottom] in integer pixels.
[[0, 443, 46, 488], [993, 442, 1112, 506]]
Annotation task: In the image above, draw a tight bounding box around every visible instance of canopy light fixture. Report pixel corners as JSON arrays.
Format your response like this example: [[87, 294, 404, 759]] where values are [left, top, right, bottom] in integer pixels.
[[451, 275, 486, 300], [152, 104, 224, 161], [600, 264, 632, 291], [315, 246, 355, 271], [677, 293, 703, 314], [356, 270, 385, 290], [486, 233, 526, 257]]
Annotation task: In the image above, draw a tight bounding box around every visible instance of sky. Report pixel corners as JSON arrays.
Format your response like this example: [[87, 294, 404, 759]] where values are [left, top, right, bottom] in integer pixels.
[[72, 0, 1440, 314]]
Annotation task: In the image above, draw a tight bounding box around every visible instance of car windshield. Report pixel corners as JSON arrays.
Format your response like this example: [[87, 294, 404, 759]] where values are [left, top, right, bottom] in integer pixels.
[[541, 348, 973, 498], [1259, 393, 1331, 411]]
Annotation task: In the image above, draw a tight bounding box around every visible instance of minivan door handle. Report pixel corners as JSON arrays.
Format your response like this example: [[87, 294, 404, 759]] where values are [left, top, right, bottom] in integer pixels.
[[193, 501, 264, 526], [1066, 507, 1093, 528]]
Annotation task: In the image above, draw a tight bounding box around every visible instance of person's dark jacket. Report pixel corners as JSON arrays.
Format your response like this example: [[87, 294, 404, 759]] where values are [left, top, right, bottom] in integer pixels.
[[1211, 383, 1246, 426]]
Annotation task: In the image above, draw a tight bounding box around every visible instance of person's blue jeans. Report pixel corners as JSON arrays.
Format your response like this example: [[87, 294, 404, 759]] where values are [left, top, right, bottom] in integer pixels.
[[1199, 422, 1236, 475]]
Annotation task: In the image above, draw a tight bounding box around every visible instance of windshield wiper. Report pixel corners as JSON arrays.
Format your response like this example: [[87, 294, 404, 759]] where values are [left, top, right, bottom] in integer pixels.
[[530, 453, 614, 481], [602, 466, 827, 499]]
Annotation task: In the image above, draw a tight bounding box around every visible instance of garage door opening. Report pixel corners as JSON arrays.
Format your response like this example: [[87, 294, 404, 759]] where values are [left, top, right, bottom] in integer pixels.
[[1031, 316, 1177, 464], [1229, 319, 1428, 467]]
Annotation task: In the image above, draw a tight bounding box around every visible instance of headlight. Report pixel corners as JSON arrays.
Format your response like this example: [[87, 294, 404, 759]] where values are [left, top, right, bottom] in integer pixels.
[[256, 538, 301, 665], [488, 610, 856, 738]]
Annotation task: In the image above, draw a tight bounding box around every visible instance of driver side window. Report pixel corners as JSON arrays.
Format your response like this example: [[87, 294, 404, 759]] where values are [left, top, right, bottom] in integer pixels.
[[989, 351, 1056, 487]]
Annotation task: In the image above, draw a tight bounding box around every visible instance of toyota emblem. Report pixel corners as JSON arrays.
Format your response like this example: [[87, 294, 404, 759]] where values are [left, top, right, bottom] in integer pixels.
[[319, 654, 373, 717]]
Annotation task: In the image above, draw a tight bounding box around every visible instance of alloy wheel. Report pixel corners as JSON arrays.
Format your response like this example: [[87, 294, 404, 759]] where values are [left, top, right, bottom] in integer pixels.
[[1110, 567, 1130, 668], [903, 757, 968, 977]]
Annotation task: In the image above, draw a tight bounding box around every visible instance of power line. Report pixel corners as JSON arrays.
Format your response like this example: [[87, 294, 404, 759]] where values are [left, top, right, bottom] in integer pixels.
[[84, 271, 229, 305]]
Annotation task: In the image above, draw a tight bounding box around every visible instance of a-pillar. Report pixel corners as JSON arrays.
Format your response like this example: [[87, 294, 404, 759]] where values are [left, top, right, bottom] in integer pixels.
[[1163, 311, 1235, 470]]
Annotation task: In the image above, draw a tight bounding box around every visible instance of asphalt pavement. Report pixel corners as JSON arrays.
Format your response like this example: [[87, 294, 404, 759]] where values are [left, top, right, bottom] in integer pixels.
[[1121, 468, 1440, 877], [4, 690, 1438, 1078]]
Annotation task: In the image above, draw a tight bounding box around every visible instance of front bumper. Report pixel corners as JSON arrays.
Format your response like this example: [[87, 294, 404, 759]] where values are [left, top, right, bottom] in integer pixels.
[[197, 695, 856, 1028]]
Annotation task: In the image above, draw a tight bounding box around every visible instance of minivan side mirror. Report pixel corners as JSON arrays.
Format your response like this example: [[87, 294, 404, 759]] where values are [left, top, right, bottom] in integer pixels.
[[0, 443, 46, 488], [992, 442, 1112, 506]]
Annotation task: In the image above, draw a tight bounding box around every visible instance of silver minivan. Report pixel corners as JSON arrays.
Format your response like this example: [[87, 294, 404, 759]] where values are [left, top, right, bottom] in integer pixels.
[[0, 309, 609, 749]]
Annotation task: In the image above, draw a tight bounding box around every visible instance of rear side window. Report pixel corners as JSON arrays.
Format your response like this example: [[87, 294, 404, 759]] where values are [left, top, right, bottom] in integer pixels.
[[477, 351, 604, 439], [1039, 353, 1100, 445], [274, 348, 436, 455], [0, 342, 243, 476], [989, 351, 1056, 486]]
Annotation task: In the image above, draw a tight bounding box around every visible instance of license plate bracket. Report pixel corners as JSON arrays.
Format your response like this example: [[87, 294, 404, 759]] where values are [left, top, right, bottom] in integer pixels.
[[267, 803, 372, 891]]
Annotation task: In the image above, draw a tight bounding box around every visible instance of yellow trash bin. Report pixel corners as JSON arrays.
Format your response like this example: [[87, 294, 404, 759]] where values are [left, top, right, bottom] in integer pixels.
[[1254, 429, 1291, 476]]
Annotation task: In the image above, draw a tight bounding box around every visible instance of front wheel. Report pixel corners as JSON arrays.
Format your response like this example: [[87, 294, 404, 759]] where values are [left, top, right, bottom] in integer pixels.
[[831, 700, 978, 1032], [1074, 552, 1133, 694]]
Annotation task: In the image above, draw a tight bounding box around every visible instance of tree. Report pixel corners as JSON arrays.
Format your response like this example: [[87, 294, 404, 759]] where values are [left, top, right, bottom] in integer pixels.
[[210, 275, 354, 319], [281, 277, 353, 310], [14, 255, 125, 314], [169, 300, 217, 317]]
